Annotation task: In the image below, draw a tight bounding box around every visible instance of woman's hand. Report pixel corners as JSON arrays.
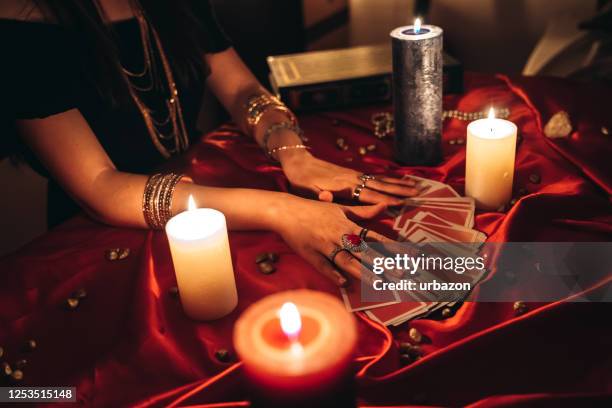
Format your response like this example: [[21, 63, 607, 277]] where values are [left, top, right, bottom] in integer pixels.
[[279, 149, 420, 205], [270, 193, 391, 286]]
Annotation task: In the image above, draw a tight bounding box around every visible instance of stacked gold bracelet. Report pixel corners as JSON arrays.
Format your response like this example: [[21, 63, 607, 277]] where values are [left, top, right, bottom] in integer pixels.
[[142, 173, 184, 229], [245, 93, 297, 130]]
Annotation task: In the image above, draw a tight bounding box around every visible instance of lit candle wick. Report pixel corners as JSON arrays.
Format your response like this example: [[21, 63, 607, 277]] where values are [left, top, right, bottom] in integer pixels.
[[414, 18, 422, 34], [488, 107, 496, 135], [279, 302, 302, 343], [188, 194, 197, 211]]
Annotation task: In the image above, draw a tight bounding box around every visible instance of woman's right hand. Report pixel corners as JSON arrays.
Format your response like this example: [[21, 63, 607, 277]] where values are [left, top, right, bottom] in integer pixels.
[[270, 194, 392, 286]]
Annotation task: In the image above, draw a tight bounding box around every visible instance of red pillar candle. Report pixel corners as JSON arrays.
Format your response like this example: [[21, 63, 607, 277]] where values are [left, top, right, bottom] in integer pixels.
[[234, 290, 357, 408]]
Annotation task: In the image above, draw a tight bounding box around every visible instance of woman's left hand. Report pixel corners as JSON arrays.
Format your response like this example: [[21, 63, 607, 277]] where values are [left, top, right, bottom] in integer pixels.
[[279, 150, 420, 205]]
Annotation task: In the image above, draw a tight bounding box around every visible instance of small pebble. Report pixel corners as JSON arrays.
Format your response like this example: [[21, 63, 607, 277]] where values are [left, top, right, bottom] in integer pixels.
[[73, 288, 87, 299], [399, 342, 421, 358], [267, 252, 279, 263], [456, 138, 465, 145], [602, 126, 609, 135], [255, 253, 269, 264], [0, 346, 3, 359], [408, 327, 422, 343], [25, 340, 37, 352], [513, 301, 527, 315], [358, 147, 367, 156], [215, 349, 231, 363], [168, 286, 179, 298], [105, 249, 119, 261], [2, 362, 12, 376], [11, 369, 23, 382], [118, 248, 130, 260], [528, 174, 541, 184], [15, 359, 27, 369], [399, 353, 414, 366], [258, 261, 276, 275], [366, 144, 377, 152], [335, 138, 346, 150], [449, 139, 456, 145], [66, 298, 79, 310], [441, 308, 453, 318]]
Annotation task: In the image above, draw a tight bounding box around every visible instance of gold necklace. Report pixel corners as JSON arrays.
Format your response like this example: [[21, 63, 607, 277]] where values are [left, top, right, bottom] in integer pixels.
[[121, 7, 190, 158]]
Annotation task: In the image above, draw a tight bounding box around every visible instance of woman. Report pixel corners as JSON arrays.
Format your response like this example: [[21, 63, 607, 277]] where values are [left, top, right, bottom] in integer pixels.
[[0, 0, 418, 285]]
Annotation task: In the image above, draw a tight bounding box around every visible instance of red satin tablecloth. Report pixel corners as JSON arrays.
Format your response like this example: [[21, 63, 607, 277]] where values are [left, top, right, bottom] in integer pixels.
[[1, 74, 611, 407]]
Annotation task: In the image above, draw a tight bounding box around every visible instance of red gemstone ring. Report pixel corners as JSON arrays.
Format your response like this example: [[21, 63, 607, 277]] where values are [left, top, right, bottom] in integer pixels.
[[341, 233, 368, 252]]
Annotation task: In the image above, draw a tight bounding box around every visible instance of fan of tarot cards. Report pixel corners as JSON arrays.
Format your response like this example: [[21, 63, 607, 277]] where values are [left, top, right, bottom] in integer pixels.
[[340, 175, 488, 326]]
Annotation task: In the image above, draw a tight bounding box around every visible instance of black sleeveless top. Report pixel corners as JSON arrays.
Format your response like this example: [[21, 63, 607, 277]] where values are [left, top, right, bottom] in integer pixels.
[[0, 1, 231, 227]]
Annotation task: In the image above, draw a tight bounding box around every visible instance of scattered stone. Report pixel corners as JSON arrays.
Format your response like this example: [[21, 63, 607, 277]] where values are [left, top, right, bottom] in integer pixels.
[[449, 139, 456, 145], [335, 138, 346, 150], [117, 248, 130, 260], [366, 144, 377, 152], [25, 340, 37, 352], [1, 362, 11, 376], [513, 301, 528, 316], [544, 111, 572, 139], [602, 126, 609, 136], [215, 349, 231, 363], [258, 261, 276, 275], [66, 298, 79, 310], [168, 286, 179, 298], [255, 253, 269, 264], [399, 342, 421, 358], [0, 346, 3, 359], [15, 359, 27, 370], [408, 327, 423, 343], [358, 147, 367, 156], [105, 249, 119, 261], [10, 369, 23, 382], [456, 138, 465, 145], [441, 308, 453, 318], [528, 174, 541, 184], [73, 288, 87, 299]]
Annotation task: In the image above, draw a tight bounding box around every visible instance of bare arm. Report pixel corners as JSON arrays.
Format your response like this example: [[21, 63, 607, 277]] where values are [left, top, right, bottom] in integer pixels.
[[17, 109, 280, 230]]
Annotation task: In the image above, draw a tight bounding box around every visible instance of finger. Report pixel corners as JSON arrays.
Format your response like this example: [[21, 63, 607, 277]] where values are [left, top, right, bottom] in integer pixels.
[[341, 202, 387, 220], [365, 179, 420, 197], [357, 188, 405, 206], [307, 252, 348, 287], [377, 176, 417, 187], [331, 248, 375, 284], [318, 190, 334, 202], [363, 229, 394, 244]]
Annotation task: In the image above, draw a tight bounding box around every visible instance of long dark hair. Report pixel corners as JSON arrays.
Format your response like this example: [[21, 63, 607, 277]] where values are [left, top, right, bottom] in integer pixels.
[[33, 0, 209, 107]]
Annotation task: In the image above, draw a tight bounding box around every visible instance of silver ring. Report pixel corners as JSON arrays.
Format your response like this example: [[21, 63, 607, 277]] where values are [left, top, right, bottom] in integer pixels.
[[359, 228, 369, 241], [352, 184, 364, 201], [328, 246, 345, 264], [359, 174, 375, 188]]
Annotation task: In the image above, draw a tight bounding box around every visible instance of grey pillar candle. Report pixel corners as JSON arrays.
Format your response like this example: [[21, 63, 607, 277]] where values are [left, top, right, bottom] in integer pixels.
[[390, 22, 443, 165]]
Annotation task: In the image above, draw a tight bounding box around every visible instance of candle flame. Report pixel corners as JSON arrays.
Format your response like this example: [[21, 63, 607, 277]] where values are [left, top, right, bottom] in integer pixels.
[[488, 107, 496, 120], [188, 195, 197, 211], [414, 18, 422, 34], [279, 302, 301, 339]]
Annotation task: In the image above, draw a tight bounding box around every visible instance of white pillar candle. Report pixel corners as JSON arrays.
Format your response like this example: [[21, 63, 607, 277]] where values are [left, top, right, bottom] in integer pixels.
[[165, 196, 238, 320], [465, 108, 518, 210]]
